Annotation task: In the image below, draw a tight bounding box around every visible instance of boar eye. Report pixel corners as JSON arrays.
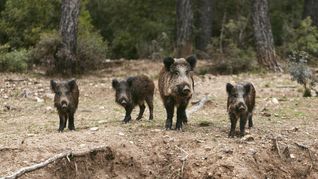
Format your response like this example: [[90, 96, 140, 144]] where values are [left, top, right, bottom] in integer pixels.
[[174, 71, 179, 75], [232, 93, 238, 98], [56, 91, 62, 96]]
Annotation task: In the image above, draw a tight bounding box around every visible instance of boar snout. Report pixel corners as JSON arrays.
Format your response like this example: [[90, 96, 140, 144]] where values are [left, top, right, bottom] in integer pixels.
[[177, 83, 191, 96], [236, 102, 247, 112]]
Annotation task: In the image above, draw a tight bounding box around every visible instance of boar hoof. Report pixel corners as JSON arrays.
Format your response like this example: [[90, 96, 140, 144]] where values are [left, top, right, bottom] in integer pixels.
[[165, 122, 172, 130], [123, 117, 131, 123], [228, 132, 235, 138], [136, 116, 142, 121], [58, 129, 64, 133], [239, 132, 245, 138], [69, 126, 75, 131]]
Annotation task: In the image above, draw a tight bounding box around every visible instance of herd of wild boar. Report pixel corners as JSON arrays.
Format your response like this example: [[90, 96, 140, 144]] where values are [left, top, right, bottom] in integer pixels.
[[50, 56, 255, 137]]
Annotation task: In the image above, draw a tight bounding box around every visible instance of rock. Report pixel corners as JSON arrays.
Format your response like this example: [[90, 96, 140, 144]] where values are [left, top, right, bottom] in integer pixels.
[[242, 135, 254, 141], [79, 144, 86, 147], [35, 97, 44, 103], [3, 95, 9, 99], [99, 106, 105, 110], [97, 120, 107, 124], [205, 147, 212, 151], [272, 98, 279, 104], [118, 132, 125, 136], [290, 154, 296, 159], [46, 106, 53, 112], [90, 127, 99, 131]]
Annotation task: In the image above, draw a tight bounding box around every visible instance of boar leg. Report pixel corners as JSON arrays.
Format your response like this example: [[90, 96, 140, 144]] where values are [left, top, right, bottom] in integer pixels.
[[58, 113, 67, 132], [123, 106, 133, 123], [239, 113, 248, 137], [164, 97, 174, 129], [176, 105, 187, 130], [136, 103, 145, 120], [248, 112, 253, 128], [68, 112, 75, 130], [145, 96, 154, 120], [228, 113, 237, 138]]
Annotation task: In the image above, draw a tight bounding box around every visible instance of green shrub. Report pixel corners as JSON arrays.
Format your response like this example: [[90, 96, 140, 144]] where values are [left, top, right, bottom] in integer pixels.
[[77, 31, 108, 71], [283, 17, 318, 62], [288, 50, 314, 97], [204, 17, 257, 75], [0, 47, 30, 72]]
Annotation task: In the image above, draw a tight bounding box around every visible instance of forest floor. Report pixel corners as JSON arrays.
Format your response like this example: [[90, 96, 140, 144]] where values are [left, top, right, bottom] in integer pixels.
[[0, 60, 318, 179]]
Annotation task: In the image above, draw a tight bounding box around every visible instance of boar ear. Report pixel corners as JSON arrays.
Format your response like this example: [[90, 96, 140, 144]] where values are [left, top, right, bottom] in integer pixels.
[[163, 57, 174, 70], [68, 79, 77, 91], [186, 56, 197, 70], [226, 83, 233, 95], [244, 83, 252, 94], [127, 77, 134, 87], [112, 79, 119, 89], [50, 80, 58, 93]]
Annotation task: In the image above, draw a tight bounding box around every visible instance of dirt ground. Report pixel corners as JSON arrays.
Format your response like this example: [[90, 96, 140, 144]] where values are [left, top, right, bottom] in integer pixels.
[[0, 60, 317, 179]]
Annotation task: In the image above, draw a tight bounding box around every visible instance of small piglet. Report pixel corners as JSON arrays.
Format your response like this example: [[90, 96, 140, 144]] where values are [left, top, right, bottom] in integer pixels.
[[51, 79, 79, 132], [226, 82, 255, 137], [112, 75, 155, 123]]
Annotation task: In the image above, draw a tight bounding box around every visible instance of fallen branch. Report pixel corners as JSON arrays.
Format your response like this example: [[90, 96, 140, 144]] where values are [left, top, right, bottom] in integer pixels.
[[186, 95, 209, 117], [1, 146, 110, 179], [272, 138, 282, 159], [175, 145, 189, 178]]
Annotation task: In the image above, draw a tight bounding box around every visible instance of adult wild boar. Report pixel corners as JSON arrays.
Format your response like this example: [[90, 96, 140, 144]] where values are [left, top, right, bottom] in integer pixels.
[[158, 56, 196, 130], [112, 75, 155, 123], [226, 82, 255, 137], [51, 79, 79, 132]]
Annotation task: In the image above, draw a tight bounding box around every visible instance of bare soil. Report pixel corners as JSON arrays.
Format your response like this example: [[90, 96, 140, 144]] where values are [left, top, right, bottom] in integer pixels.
[[0, 60, 318, 179]]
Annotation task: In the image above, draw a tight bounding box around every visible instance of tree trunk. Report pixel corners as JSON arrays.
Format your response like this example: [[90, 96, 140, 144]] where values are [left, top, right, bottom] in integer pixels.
[[57, 0, 81, 75], [176, 0, 193, 58], [252, 0, 282, 72], [303, 0, 318, 27], [197, 0, 213, 52]]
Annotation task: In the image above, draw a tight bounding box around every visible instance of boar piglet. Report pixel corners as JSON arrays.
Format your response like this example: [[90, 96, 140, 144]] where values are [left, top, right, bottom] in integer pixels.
[[112, 75, 155, 123], [51, 79, 79, 132], [226, 82, 255, 137], [158, 56, 196, 130]]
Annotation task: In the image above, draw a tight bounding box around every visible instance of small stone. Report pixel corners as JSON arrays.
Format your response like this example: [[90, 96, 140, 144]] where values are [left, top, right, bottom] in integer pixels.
[[90, 127, 99, 131], [3, 95, 9, 99], [35, 97, 44, 103], [290, 154, 296, 159], [205, 147, 212, 151], [129, 141, 134, 144], [118, 132, 125, 136], [99, 106, 105, 110], [242, 135, 254, 141], [79, 144, 86, 147], [98, 120, 107, 124], [46, 106, 53, 111], [272, 98, 279, 104], [27, 133, 35, 137]]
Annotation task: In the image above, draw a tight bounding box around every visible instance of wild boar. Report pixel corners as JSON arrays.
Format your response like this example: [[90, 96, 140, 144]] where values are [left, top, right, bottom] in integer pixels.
[[51, 79, 79, 132], [226, 82, 255, 137], [112, 75, 154, 123], [158, 56, 197, 130]]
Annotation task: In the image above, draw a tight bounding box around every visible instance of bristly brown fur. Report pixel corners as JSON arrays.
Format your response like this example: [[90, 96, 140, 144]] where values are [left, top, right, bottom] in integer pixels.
[[226, 82, 255, 137], [158, 56, 196, 130]]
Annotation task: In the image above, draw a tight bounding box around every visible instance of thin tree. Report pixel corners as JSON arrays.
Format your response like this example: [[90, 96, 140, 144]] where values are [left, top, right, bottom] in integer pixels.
[[252, 0, 282, 72], [303, 0, 318, 27], [57, 0, 81, 75], [176, 0, 193, 58], [197, 0, 213, 53]]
